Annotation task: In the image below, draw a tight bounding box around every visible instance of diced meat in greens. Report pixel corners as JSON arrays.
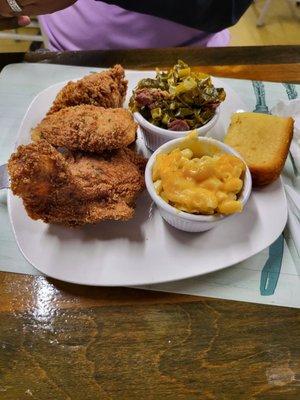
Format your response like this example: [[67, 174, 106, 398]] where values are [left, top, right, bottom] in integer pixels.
[[129, 60, 225, 131]]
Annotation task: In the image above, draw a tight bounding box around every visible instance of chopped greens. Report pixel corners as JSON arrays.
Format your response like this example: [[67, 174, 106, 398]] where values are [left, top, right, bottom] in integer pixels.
[[129, 60, 226, 131]]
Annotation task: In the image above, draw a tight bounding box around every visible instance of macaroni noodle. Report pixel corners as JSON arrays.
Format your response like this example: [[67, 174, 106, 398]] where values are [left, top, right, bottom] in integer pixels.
[[152, 143, 245, 215]]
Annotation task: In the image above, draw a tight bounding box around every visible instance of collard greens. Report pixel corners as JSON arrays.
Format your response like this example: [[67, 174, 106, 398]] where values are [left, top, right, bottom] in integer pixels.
[[129, 60, 226, 131]]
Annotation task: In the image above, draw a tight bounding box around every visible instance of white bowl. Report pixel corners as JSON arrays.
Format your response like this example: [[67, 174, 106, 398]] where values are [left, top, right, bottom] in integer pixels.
[[145, 136, 252, 232], [135, 107, 220, 151]]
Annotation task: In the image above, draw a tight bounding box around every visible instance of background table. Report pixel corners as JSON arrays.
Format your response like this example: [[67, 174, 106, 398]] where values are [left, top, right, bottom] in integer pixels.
[[1, 46, 300, 399]]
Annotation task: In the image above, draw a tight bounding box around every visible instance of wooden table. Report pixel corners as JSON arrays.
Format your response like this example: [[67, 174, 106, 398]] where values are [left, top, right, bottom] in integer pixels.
[[1, 46, 300, 399]]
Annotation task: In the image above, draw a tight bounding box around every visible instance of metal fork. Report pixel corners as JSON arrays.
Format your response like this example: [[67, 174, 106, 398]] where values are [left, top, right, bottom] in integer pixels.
[[0, 164, 9, 190]]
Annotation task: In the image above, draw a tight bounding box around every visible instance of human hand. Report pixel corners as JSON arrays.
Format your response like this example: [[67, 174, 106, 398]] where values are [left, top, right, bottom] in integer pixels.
[[0, 14, 30, 29], [0, 0, 77, 18]]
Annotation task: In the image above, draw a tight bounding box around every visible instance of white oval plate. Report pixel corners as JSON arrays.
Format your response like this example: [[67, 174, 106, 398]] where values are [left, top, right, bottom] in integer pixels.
[[7, 70, 287, 286]]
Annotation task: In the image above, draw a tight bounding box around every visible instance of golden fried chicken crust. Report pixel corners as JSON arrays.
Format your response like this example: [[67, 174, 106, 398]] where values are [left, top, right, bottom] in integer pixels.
[[32, 105, 137, 152], [8, 140, 146, 226], [48, 65, 127, 114]]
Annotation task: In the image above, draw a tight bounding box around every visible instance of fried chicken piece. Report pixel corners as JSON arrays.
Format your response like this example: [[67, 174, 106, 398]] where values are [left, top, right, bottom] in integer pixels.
[[8, 140, 146, 226], [32, 105, 137, 152], [48, 65, 127, 115]]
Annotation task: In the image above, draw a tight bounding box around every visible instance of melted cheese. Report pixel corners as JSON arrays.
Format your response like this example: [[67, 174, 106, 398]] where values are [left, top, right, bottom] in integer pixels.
[[152, 133, 245, 215]]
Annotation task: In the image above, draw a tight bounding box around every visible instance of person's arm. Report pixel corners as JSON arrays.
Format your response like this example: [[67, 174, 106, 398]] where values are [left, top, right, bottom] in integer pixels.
[[98, 0, 253, 32], [0, 15, 29, 29], [0, 0, 76, 17], [0, 0, 76, 30]]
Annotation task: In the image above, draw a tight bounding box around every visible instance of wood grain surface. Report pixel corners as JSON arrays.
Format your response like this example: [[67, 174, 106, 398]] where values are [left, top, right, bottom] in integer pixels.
[[1, 45, 300, 82], [0, 46, 300, 399], [0, 272, 300, 399], [24, 45, 300, 83], [23, 45, 300, 67]]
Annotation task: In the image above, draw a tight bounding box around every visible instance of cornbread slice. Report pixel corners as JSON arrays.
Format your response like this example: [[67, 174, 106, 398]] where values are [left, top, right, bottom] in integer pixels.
[[224, 112, 294, 186]]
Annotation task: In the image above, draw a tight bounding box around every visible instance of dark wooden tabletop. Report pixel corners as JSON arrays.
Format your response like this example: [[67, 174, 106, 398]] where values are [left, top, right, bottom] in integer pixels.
[[1, 45, 300, 399], [1, 45, 300, 82]]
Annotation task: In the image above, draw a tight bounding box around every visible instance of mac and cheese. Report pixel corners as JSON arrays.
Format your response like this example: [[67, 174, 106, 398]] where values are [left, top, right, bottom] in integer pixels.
[[152, 135, 245, 215]]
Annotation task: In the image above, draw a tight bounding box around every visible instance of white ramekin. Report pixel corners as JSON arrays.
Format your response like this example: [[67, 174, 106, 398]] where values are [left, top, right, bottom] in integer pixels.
[[145, 136, 252, 233], [134, 107, 220, 151]]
